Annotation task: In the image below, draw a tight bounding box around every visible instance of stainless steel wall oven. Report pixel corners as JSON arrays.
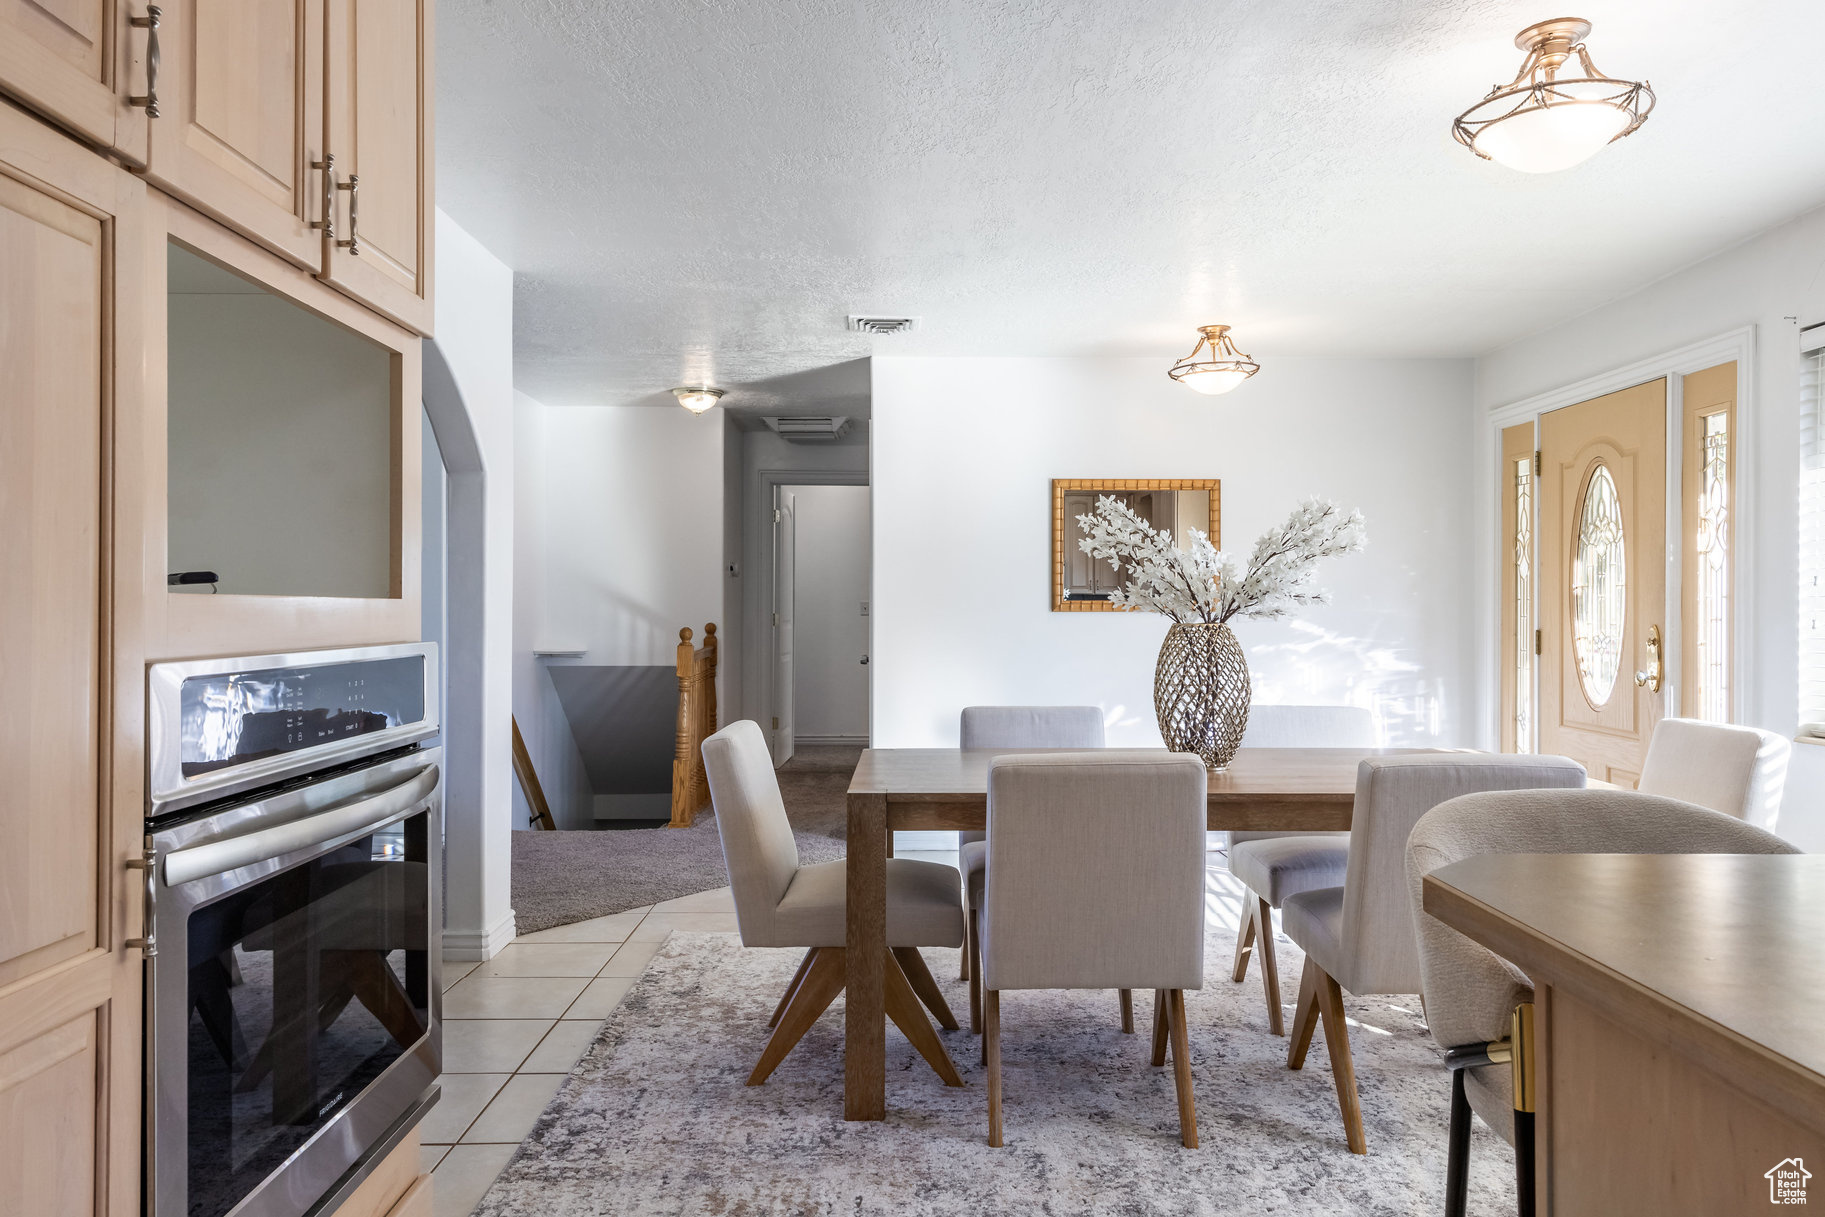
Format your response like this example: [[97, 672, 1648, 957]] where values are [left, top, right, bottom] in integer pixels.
[[144, 644, 442, 1217]]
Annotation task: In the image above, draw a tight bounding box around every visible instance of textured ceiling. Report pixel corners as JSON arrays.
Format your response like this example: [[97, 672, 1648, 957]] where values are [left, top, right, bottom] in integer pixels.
[[437, 0, 1825, 408]]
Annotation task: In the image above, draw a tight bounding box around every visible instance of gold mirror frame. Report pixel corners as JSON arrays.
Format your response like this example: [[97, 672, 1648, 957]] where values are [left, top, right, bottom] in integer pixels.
[[1052, 479, 1221, 612]]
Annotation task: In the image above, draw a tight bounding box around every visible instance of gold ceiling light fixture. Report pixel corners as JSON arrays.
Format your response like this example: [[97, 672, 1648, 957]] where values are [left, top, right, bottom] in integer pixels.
[[1453, 18, 1655, 174], [1167, 325, 1259, 396], [672, 386, 724, 414]]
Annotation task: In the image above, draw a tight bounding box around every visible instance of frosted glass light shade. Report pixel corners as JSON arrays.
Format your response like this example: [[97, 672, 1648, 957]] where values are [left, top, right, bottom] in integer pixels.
[[1472, 100, 1633, 174], [1176, 365, 1254, 396], [672, 387, 724, 414]]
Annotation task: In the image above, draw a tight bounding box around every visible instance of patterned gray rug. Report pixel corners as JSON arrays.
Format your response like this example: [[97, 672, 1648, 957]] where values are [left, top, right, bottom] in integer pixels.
[[473, 930, 1518, 1215]]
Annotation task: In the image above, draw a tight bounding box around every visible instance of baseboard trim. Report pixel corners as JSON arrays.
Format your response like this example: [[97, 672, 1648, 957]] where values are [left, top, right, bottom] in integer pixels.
[[795, 735, 868, 748], [443, 907, 518, 962]]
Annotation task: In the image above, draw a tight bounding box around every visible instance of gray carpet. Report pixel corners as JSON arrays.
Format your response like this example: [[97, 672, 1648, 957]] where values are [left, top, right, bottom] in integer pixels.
[[509, 747, 858, 934], [472, 926, 1518, 1216]]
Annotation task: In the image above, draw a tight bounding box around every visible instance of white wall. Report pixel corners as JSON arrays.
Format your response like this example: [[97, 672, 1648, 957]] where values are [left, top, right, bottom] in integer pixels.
[[431, 208, 518, 958], [788, 483, 872, 740], [1474, 199, 1825, 848], [871, 356, 1475, 748]]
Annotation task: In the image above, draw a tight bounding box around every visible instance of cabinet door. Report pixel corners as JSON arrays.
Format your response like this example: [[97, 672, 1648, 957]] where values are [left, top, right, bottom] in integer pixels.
[[143, 0, 326, 269], [321, 0, 432, 335], [0, 0, 149, 163], [0, 99, 147, 1217]]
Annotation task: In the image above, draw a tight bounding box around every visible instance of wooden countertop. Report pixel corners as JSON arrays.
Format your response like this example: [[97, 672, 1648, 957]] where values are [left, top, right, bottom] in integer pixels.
[[1423, 853, 1825, 1131]]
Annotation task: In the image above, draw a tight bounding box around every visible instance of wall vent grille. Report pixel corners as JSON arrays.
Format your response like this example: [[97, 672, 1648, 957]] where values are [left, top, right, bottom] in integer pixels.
[[847, 315, 918, 335], [763, 416, 852, 442]]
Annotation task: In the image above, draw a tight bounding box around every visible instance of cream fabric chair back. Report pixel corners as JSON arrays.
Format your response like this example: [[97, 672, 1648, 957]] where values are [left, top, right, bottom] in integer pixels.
[[981, 752, 1206, 992], [702, 720, 801, 947], [1407, 788, 1799, 1052], [1637, 717, 1791, 833], [1332, 754, 1585, 995], [960, 705, 1106, 750], [1242, 705, 1378, 748]]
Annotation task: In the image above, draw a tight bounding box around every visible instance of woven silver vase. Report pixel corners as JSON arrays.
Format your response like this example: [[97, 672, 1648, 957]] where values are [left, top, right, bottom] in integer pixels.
[[1153, 622, 1251, 770]]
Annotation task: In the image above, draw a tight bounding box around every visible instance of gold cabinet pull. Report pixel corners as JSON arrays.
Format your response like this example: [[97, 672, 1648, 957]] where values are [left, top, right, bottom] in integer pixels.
[[128, 6, 162, 117], [336, 174, 360, 255], [1633, 623, 1663, 693]]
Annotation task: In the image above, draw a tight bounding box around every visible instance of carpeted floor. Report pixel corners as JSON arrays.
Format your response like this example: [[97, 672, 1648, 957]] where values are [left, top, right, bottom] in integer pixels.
[[472, 928, 1517, 1216], [508, 746, 859, 934]]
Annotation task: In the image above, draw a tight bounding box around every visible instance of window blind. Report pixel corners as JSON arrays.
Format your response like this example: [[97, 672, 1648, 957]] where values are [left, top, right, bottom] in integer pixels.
[[1800, 334, 1825, 731]]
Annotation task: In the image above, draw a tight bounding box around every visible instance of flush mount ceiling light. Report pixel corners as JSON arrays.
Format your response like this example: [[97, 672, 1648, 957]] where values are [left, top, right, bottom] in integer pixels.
[[1167, 325, 1259, 396], [672, 386, 724, 414], [1453, 18, 1655, 174]]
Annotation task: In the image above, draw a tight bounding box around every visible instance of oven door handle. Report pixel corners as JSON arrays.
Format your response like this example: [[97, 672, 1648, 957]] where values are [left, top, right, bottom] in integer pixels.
[[163, 763, 440, 887]]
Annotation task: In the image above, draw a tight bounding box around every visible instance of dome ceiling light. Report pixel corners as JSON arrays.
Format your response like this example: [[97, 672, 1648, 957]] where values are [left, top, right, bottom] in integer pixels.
[[672, 386, 724, 414], [1453, 18, 1655, 174], [1167, 325, 1259, 396]]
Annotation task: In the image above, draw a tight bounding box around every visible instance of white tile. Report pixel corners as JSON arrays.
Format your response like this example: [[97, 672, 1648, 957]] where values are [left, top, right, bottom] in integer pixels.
[[441, 1019, 554, 1073], [462, 1072, 567, 1144], [521, 1019, 602, 1073], [420, 1143, 449, 1173], [628, 911, 737, 941], [442, 975, 590, 1019], [419, 1073, 509, 1144], [650, 886, 734, 913], [441, 961, 478, 991], [474, 942, 618, 978], [513, 908, 649, 944], [599, 939, 665, 976], [564, 975, 636, 1020], [430, 1143, 517, 1217]]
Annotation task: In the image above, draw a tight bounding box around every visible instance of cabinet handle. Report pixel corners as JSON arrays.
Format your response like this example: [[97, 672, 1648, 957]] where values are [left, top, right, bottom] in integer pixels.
[[124, 845, 158, 958], [128, 6, 162, 118], [311, 154, 337, 239], [336, 174, 360, 256]]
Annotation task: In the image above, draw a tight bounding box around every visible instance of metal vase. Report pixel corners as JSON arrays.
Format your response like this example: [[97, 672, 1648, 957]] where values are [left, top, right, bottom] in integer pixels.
[[1153, 621, 1251, 770]]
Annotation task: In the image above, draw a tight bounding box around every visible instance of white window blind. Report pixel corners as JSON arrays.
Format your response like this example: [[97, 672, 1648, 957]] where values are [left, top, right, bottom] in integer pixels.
[[1801, 334, 1825, 731]]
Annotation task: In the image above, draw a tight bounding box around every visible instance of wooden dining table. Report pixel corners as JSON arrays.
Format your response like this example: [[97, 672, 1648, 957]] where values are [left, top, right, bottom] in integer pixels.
[[841, 745, 1427, 1120]]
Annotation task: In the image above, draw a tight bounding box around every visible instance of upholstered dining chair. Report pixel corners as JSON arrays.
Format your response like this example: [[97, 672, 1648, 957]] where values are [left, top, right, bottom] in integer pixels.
[[1407, 788, 1798, 1217], [702, 720, 967, 1088], [979, 752, 1207, 1148], [1637, 717, 1791, 833], [956, 706, 1106, 1023], [1279, 753, 1586, 1153], [1225, 704, 1377, 1035]]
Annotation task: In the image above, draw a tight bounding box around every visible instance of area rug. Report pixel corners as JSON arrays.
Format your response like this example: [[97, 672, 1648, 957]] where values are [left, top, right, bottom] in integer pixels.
[[472, 929, 1518, 1215], [508, 747, 857, 934]]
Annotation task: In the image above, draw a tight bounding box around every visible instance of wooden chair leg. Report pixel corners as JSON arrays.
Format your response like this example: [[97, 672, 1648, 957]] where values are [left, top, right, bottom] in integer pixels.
[[985, 989, 1003, 1147], [1231, 895, 1258, 982], [1119, 988, 1134, 1034], [1446, 1068, 1471, 1217], [1151, 988, 1169, 1067], [1287, 957, 1321, 1070], [893, 946, 959, 1030], [883, 949, 964, 1087], [748, 947, 845, 1085], [768, 948, 817, 1029], [968, 908, 983, 1036], [1313, 965, 1367, 1154], [1254, 898, 1284, 1036], [1166, 989, 1199, 1149]]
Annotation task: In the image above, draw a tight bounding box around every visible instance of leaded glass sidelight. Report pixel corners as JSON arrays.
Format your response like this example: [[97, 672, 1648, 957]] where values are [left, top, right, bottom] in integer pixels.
[[1513, 456, 1534, 747], [1572, 464, 1627, 706], [1694, 412, 1730, 720]]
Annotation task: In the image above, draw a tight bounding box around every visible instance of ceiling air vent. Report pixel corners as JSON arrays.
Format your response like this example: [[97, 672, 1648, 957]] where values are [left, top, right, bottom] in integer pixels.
[[764, 416, 852, 442], [847, 314, 918, 335]]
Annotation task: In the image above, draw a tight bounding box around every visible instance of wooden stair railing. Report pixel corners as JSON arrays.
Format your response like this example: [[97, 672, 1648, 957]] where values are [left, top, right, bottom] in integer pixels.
[[670, 623, 718, 827], [511, 715, 558, 830]]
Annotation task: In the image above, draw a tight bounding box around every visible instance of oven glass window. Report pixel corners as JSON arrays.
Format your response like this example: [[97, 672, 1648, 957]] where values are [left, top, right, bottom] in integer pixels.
[[179, 655, 426, 778], [184, 816, 429, 1217]]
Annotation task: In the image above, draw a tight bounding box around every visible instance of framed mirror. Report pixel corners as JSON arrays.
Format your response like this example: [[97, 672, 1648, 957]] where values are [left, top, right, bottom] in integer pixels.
[[1052, 479, 1221, 612]]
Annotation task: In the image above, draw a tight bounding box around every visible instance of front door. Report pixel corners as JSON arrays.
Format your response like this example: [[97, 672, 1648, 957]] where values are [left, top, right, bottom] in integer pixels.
[[1538, 379, 1668, 786]]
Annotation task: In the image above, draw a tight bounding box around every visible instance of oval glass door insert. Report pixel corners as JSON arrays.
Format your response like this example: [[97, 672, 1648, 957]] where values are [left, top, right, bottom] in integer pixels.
[[1572, 463, 1627, 706]]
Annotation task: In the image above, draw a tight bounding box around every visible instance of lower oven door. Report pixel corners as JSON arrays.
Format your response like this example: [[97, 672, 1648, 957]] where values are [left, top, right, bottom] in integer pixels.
[[147, 747, 442, 1217]]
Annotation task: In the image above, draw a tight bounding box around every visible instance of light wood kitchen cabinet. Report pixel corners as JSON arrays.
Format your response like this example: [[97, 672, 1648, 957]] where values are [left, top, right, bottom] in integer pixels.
[[141, 0, 328, 270], [0, 0, 151, 164], [0, 97, 149, 1217], [320, 0, 433, 333]]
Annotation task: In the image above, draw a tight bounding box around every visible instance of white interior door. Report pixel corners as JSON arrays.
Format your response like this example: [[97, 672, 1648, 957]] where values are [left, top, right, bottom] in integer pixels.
[[773, 487, 797, 764]]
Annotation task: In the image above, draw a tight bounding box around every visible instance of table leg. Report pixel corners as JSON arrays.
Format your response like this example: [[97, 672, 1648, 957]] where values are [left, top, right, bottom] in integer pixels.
[[845, 790, 888, 1120]]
